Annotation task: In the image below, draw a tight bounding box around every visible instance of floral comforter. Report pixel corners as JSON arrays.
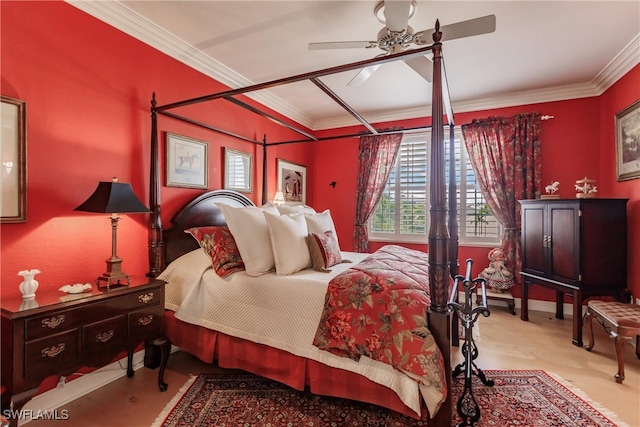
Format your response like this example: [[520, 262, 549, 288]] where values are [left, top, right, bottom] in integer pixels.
[[313, 245, 447, 415]]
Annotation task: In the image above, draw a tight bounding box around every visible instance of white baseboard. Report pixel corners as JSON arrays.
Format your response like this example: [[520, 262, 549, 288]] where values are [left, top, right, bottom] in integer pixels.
[[19, 351, 146, 425], [485, 296, 587, 318]]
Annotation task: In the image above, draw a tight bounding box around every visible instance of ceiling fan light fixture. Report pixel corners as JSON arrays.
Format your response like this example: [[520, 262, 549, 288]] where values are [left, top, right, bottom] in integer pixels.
[[377, 25, 414, 50], [374, 0, 417, 25]]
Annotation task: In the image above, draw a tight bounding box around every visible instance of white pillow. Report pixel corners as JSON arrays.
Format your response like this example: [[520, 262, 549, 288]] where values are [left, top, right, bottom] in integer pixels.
[[260, 203, 280, 215], [218, 204, 276, 276], [304, 210, 340, 248], [276, 204, 316, 215], [264, 212, 311, 275]]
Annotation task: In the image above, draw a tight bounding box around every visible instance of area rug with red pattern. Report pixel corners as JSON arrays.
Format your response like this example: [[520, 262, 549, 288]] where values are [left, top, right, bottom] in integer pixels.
[[152, 370, 627, 427]]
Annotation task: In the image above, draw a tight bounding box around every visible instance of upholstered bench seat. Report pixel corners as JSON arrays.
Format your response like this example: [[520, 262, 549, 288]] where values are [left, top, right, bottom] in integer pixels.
[[584, 300, 640, 383]]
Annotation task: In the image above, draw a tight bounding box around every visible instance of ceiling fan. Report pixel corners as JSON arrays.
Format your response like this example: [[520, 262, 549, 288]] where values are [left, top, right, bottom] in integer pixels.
[[308, 1, 496, 86]]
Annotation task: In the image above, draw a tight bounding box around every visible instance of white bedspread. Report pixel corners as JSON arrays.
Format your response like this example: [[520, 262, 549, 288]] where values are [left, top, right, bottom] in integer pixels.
[[159, 249, 427, 416]]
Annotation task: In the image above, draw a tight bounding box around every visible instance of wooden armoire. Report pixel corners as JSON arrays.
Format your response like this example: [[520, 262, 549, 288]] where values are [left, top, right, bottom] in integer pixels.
[[519, 198, 627, 346]]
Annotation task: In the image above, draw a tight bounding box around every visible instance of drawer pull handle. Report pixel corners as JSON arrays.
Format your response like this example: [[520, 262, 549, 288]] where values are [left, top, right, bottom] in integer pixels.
[[138, 293, 154, 304], [41, 315, 65, 329], [96, 330, 114, 343], [138, 315, 153, 326], [42, 343, 66, 358]]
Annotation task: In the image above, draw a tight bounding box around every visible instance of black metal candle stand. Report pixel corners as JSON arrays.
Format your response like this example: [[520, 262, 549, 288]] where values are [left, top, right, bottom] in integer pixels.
[[448, 258, 494, 427]]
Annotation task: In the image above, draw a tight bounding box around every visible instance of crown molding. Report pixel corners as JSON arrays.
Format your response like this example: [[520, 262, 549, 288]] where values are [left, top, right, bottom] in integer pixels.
[[67, 1, 639, 132], [592, 33, 640, 95], [66, 0, 314, 129], [312, 82, 599, 130]]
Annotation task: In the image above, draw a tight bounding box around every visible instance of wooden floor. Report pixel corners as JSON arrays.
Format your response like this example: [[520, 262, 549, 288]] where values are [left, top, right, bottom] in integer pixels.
[[24, 308, 640, 427]]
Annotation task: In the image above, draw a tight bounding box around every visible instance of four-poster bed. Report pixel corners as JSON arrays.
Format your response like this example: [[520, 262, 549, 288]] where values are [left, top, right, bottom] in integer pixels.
[[148, 21, 458, 425]]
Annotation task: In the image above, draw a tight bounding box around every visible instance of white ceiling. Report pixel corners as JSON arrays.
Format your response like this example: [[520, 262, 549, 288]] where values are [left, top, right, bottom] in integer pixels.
[[69, 1, 640, 130]]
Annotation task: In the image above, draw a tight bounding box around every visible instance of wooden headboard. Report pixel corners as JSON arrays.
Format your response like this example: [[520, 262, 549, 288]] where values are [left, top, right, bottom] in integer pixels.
[[162, 189, 254, 266]]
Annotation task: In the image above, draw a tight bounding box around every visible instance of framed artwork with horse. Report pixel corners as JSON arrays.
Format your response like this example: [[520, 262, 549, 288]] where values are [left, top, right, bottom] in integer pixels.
[[165, 132, 208, 189]]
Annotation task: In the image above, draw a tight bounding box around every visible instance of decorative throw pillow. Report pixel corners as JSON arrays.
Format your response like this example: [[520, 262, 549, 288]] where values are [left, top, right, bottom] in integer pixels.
[[307, 230, 342, 272], [264, 211, 311, 275], [304, 210, 340, 248], [217, 204, 277, 276], [184, 226, 244, 277]]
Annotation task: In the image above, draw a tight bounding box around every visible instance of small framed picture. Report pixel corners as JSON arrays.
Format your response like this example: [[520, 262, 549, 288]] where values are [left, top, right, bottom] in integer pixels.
[[165, 132, 208, 189], [615, 99, 640, 181], [1, 96, 27, 223], [224, 148, 253, 193], [277, 159, 306, 204]]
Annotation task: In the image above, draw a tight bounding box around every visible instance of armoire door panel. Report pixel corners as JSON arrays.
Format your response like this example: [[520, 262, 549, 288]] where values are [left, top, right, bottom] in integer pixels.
[[549, 206, 577, 282], [522, 206, 545, 275]]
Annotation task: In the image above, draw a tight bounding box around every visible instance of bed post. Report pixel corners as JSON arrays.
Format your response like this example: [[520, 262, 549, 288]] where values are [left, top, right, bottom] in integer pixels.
[[427, 21, 452, 427], [147, 93, 163, 278], [449, 123, 460, 347], [262, 134, 268, 205], [448, 124, 459, 278]]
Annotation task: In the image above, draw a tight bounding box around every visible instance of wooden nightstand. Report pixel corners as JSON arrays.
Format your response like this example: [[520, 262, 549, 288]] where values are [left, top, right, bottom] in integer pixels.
[[0, 278, 169, 422]]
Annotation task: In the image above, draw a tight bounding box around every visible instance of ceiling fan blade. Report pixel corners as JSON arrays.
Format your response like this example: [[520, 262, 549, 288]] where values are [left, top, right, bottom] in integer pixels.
[[414, 15, 496, 45], [383, 0, 411, 31], [308, 41, 376, 50], [347, 64, 382, 87], [404, 55, 433, 82], [441, 14, 496, 41]]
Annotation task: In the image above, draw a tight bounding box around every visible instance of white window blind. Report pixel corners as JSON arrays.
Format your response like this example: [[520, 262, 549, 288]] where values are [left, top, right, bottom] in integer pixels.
[[227, 155, 249, 189], [370, 129, 501, 246]]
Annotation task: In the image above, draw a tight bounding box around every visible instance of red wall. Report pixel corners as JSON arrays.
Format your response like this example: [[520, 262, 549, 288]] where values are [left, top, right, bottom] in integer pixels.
[[0, 1, 308, 298], [310, 95, 639, 302], [1, 1, 638, 304], [598, 65, 640, 300]]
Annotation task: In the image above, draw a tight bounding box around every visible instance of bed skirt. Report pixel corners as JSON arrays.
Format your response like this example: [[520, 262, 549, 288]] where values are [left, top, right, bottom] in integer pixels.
[[163, 310, 426, 419]]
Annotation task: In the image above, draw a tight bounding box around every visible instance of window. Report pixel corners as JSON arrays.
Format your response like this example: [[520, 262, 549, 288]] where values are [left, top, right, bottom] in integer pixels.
[[369, 129, 501, 246], [224, 148, 253, 193]]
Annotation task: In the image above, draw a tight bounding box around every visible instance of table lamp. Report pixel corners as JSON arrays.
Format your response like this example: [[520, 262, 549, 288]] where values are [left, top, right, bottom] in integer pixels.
[[75, 177, 150, 289], [273, 191, 285, 206]]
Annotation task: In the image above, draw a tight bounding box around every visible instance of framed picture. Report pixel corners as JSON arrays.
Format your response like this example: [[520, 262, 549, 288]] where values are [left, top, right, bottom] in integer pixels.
[[1, 96, 27, 223], [277, 159, 306, 204], [165, 132, 208, 189], [224, 148, 253, 193], [616, 99, 640, 181]]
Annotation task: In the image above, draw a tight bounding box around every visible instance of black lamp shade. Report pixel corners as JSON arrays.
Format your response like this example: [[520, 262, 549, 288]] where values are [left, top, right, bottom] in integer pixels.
[[75, 181, 150, 214]]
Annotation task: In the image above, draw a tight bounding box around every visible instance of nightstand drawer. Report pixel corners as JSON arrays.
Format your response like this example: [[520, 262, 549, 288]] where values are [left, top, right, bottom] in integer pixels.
[[83, 315, 126, 361], [26, 310, 78, 340], [25, 329, 80, 381], [119, 288, 163, 310], [128, 305, 162, 345]]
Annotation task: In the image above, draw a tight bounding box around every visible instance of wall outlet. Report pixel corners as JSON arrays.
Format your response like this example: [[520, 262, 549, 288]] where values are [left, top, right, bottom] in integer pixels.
[[636, 297, 640, 306]]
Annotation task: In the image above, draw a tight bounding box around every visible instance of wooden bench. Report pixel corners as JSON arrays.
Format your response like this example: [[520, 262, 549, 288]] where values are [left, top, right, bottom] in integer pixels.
[[584, 300, 640, 383]]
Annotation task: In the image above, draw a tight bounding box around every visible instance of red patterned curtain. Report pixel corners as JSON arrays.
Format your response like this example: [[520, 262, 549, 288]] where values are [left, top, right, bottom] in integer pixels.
[[353, 133, 403, 253], [461, 113, 542, 278]]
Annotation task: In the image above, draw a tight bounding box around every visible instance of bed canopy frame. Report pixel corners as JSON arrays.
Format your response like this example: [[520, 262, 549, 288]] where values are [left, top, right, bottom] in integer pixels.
[[147, 21, 458, 426]]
